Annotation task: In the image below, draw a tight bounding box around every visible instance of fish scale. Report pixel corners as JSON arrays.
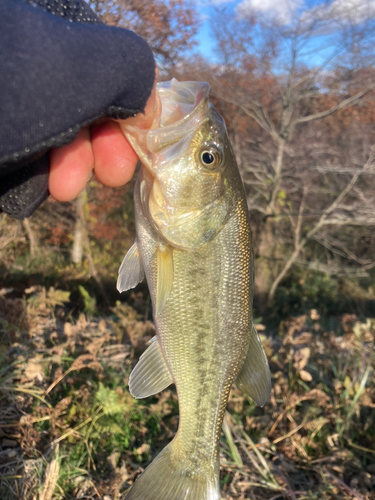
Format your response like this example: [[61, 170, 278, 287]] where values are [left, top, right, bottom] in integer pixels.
[[117, 79, 271, 500]]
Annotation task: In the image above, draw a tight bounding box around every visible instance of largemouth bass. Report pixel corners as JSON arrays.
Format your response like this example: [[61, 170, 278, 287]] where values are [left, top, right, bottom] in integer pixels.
[[117, 79, 271, 500]]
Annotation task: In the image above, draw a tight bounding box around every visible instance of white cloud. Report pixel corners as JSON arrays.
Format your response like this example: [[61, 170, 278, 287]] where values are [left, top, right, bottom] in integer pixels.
[[327, 0, 375, 24], [237, 0, 375, 26], [237, 0, 303, 24]]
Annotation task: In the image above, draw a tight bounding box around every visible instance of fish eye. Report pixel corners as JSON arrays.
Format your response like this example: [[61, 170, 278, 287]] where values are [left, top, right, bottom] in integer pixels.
[[202, 152, 214, 164], [199, 148, 222, 170]]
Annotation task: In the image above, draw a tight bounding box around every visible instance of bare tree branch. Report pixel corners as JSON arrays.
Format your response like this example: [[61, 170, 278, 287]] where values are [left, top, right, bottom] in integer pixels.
[[295, 86, 375, 125]]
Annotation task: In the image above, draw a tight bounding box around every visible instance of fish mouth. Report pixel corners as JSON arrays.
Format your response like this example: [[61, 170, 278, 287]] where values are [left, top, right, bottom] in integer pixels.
[[157, 79, 210, 127], [119, 79, 212, 173], [146, 80, 210, 155]]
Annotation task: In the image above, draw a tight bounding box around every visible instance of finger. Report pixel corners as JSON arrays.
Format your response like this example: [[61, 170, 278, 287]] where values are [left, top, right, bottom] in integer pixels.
[[91, 120, 138, 187], [122, 68, 160, 130], [49, 128, 94, 201]]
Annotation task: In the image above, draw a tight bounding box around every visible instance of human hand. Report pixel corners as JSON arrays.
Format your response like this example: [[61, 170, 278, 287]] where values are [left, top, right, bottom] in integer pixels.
[[0, 0, 157, 220], [49, 76, 158, 202]]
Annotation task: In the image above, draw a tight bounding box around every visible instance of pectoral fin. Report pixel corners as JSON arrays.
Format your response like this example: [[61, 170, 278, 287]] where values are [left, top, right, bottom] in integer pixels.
[[155, 245, 174, 316], [236, 324, 271, 407], [117, 239, 144, 293], [129, 337, 173, 399]]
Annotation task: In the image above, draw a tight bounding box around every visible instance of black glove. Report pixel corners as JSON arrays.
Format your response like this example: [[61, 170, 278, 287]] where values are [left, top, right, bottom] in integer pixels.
[[0, 0, 155, 219]]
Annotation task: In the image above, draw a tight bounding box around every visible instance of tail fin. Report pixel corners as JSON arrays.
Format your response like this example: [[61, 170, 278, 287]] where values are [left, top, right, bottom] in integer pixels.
[[124, 443, 219, 500]]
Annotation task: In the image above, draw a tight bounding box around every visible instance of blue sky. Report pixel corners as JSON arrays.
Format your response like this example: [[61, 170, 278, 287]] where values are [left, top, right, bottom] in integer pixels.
[[191, 0, 375, 61], [194, 1, 238, 59]]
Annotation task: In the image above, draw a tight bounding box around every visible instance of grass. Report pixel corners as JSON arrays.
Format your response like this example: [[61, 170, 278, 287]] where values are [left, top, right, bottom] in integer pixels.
[[0, 288, 374, 500]]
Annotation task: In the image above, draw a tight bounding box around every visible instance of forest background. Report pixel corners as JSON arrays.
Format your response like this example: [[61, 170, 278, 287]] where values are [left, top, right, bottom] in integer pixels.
[[0, 1, 374, 499]]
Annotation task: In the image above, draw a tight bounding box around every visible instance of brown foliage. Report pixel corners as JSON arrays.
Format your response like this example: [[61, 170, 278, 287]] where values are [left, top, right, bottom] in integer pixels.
[[90, 0, 199, 65]]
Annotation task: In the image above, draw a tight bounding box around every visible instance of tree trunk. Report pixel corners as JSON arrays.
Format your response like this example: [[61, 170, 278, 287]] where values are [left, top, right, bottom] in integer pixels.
[[71, 189, 110, 305], [253, 217, 276, 313], [22, 218, 39, 258], [83, 230, 110, 305], [71, 191, 85, 264]]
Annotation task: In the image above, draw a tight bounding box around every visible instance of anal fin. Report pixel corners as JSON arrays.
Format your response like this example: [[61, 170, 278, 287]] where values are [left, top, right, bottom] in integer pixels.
[[117, 239, 144, 293], [155, 245, 174, 316], [236, 324, 271, 407], [129, 337, 173, 399]]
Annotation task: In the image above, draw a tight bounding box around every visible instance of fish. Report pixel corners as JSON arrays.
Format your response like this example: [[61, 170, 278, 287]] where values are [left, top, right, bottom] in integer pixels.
[[117, 79, 271, 500]]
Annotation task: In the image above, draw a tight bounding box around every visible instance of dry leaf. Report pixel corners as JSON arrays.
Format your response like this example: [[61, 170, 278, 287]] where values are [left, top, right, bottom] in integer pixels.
[[300, 369, 312, 382], [293, 332, 312, 345], [40, 458, 60, 500], [54, 397, 72, 415], [294, 347, 310, 371], [71, 354, 103, 373], [77, 313, 87, 331], [86, 334, 110, 355], [107, 452, 120, 472], [64, 322, 74, 337], [254, 323, 266, 331], [24, 362, 43, 380], [310, 309, 320, 321], [99, 319, 107, 332], [136, 443, 150, 455]]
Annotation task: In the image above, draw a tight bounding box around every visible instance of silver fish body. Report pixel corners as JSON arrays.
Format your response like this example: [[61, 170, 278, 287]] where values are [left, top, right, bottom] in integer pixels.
[[117, 79, 271, 500]]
